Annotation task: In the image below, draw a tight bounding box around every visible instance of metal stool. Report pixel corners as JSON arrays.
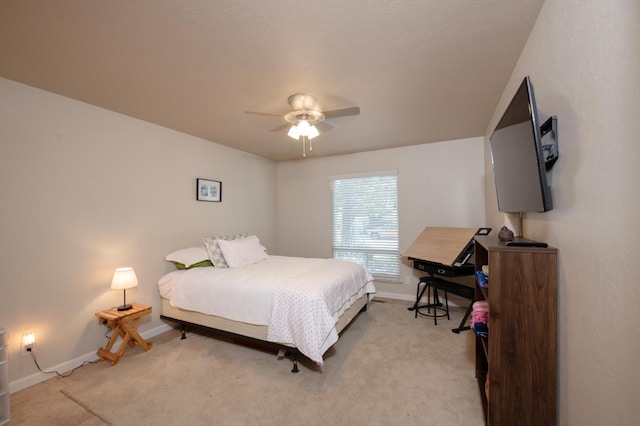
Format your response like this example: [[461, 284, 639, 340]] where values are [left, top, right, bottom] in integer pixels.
[[411, 276, 450, 325], [409, 275, 475, 331]]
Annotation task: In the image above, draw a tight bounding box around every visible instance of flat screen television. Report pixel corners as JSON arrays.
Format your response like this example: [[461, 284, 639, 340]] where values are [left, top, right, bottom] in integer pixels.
[[490, 76, 554, 213]]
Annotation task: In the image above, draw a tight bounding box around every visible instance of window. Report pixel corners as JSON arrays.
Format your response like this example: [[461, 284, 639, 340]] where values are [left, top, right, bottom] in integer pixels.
[[330, 171, 399, 281]]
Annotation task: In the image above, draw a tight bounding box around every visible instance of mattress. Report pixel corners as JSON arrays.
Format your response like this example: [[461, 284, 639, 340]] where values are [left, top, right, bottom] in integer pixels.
[[158, 255, 376, 363]]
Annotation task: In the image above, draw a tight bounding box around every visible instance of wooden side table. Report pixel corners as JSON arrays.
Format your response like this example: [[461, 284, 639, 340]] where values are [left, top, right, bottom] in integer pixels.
[[95, 302, 152, 365]]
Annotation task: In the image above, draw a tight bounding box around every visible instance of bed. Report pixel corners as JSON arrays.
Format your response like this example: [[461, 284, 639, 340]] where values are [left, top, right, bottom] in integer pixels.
[[158, 236, 376, 372]]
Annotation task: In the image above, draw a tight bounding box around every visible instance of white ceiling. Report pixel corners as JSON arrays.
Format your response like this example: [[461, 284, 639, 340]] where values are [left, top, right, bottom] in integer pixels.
[[0, 0, 545, 162]]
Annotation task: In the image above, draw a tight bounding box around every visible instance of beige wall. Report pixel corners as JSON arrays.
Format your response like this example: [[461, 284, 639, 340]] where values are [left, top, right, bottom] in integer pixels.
[[277, 137, 486, 299], [0, 77, 278, 388], [484, 0, 640, 424], [5, 2, 639, 420]]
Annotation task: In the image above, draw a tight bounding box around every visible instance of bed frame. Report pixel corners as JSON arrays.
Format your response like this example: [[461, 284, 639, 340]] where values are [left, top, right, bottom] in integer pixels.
[[159, 293, 370, 372]]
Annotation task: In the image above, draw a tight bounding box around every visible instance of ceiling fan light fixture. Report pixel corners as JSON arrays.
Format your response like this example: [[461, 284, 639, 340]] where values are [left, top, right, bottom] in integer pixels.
[[297, 119, 311, 136], [287, 125, 300, 140], [307, 125, 319, 140]]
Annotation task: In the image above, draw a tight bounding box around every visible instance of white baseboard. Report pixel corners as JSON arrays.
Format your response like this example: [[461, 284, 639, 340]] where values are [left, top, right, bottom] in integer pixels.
[[9, 323, 173, 394]]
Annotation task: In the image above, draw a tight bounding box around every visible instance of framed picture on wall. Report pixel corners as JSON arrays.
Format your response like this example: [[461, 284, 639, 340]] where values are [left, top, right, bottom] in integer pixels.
[[196, 178, 222, 202]]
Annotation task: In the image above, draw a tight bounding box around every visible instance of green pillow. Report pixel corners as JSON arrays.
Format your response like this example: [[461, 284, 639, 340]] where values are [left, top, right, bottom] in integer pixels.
[[174, 259, 213, 270]]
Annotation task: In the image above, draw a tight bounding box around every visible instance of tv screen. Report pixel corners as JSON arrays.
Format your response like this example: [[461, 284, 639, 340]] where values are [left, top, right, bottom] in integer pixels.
[[490, 76, 553, 213]]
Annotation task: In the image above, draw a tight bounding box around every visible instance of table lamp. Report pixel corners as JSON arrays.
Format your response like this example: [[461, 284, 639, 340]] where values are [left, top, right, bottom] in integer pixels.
[[111, 267, 138, 311]]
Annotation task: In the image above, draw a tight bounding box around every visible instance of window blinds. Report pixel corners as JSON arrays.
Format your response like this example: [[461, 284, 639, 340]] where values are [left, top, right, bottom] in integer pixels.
[[330, 172, 399, 280]]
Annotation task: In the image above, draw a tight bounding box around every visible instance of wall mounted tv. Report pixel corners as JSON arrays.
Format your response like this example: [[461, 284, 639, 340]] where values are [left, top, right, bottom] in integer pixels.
[[490, 76, 558, 213]]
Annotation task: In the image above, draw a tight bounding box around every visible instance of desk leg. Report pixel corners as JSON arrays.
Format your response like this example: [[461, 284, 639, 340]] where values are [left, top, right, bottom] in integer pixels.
[[120, 318, 153, 351], [452, 301, 473, 334], [115, 329, 133, 360], [97, 314, 153, 365], [97, 324, 123, 365]]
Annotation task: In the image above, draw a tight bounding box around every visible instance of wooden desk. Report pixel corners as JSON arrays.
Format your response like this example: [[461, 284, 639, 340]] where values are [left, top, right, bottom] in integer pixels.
[[95, 303, 152, 365], [404, 226, 479, 266]]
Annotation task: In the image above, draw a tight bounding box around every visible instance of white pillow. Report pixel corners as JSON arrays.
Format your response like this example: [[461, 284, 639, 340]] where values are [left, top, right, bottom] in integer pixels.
[[164, 246, 209, 268], [203, 233, 252, 268], [216, 235, 267, 268]]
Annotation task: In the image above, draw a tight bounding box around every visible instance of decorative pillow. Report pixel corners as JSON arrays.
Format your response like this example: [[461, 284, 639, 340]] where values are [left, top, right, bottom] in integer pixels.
[[216, 235, 268, 268], [164, 246, 210, 268], [173, 259, 213, 270], [203, 233, 252, 268]]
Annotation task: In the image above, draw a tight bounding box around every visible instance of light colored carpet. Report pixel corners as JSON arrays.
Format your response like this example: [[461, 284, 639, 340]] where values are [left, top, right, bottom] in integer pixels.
[[54, 300, 483, 426]]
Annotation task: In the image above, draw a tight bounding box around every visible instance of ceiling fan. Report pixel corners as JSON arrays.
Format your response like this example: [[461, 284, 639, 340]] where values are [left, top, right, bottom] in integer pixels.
[[246, 93, 360, 157]]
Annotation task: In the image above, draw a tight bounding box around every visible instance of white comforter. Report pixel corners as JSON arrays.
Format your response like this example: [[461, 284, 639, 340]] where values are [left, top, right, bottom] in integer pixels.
[[158, 255, 376, 364]]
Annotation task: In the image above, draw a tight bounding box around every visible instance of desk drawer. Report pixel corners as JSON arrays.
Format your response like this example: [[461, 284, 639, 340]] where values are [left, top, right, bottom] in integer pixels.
[[412, 259, 474, 277]]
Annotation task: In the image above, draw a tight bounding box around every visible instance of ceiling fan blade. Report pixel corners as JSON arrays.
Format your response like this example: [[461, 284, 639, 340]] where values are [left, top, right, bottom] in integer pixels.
[[316, 122, 334, 132], [245, 110, 282, 117], [323, 106, 360, 119], [270, 123, 290, 132]]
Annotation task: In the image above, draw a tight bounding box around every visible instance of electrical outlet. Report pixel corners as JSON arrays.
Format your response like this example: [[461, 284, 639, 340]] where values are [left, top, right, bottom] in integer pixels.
[[21, 341, 34, 356], [21, 332, 35, 356], [404, 276, 411, 285]]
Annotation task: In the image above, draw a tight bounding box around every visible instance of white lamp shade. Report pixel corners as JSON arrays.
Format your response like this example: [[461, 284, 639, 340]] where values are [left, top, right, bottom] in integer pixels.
[[111, 267, 138, 290], [307, 125, 320, 140], [297, 119, 311, 136], [287, 124, 300, 140]]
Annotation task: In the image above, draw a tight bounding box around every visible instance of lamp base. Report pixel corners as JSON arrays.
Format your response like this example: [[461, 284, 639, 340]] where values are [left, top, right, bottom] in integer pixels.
[[117, 304, 133, 311]]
